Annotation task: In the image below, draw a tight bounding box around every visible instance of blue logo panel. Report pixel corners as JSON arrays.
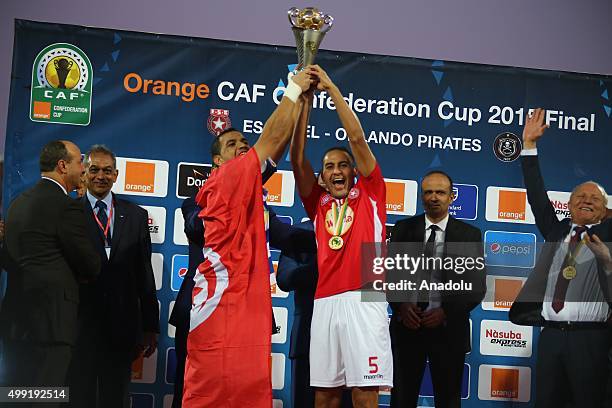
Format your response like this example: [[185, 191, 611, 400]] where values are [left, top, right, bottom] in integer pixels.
[[484, 231, 537, 268], [449, 184, 478, 220], [171, 255, 189, 291]]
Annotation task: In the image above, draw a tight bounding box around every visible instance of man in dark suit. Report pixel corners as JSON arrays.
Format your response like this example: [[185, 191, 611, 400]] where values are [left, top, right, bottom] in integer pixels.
[[169, 195, 203, 408], [68, 144, 159, 408], [276, 220, 318, 408], [0, 140, 100, 390], [389, 170, 485, 408], [276, 220, 353, 408], [509, 108, 612, 408]]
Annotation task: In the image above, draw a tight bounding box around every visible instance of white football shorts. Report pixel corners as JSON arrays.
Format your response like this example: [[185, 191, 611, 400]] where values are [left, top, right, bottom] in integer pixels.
[[309, 291, 393, 388]]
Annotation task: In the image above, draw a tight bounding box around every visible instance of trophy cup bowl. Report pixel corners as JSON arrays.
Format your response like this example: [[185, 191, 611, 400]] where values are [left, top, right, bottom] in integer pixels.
[[288, 7, 334, 69]]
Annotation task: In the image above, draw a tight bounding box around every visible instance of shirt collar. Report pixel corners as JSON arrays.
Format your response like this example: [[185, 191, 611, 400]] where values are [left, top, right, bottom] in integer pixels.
[[41, 176, 67, 195], [425, 213, 449, 232], [86, 190, 112, 210], [571, 221, 599, 230]]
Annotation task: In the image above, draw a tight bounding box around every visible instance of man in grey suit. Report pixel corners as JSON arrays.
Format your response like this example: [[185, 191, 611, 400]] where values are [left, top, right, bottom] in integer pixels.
[[0, 140, 100, 389]]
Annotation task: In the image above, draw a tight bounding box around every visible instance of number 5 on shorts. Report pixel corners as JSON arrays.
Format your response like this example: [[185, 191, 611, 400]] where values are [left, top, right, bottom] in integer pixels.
[[368, 356, 379, 374]]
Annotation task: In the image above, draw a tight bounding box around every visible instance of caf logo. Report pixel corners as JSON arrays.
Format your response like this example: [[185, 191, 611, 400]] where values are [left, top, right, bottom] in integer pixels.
[[30, 43, 93, 125], [207, 108, 232, 137], [493, 132, 522, 162]]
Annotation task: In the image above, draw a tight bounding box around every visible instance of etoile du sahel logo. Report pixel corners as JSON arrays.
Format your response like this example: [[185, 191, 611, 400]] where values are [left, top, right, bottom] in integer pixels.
[[30, 43, 93, 125], [207, 109, 231, 136]]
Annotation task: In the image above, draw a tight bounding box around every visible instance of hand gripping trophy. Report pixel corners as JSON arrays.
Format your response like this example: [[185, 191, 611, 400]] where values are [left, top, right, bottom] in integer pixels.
[[288, 7, 334, 70]]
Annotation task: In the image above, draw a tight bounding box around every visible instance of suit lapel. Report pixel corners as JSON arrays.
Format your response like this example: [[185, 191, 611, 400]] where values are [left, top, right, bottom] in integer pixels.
[[109, 195, 125, 261]]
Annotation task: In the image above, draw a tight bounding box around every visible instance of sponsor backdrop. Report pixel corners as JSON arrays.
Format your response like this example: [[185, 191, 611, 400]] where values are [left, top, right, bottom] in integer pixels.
[[4, 20, 612, 408]]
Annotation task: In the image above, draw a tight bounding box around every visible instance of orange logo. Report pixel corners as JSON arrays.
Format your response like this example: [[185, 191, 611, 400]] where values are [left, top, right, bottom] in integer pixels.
[[494, 279, 524, 309], [125, 161, 155, 193], [498, 190, 526, 220], [385, 181, 405, 213], [490, 367, 519, 399], [264, 173, 283, 203], [33, 101, 51, 119], [131, 354, 144, 379]]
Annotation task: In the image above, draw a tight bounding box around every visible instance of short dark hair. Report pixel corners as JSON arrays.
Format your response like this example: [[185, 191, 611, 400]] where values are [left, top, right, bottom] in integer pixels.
[[84, 144, 116, 168], [422, 170, 454, 195], [321, 146, 355, 169], [39, 140, 71, 172], [210, 127, 241, 160]]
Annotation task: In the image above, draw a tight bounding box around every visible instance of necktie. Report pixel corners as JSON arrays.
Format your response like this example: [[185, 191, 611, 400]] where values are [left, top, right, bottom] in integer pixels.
[[551, 226, 586, 313], [419, 225, 440, 310], [95, 200, 111, 244]]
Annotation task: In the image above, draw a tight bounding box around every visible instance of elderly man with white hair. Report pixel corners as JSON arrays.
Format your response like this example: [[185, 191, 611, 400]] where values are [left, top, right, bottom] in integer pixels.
[[510, 108, 612, 408]]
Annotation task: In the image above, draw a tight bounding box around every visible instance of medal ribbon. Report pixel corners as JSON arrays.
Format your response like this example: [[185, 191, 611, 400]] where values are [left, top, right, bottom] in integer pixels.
[[331, 199, 349, 237], [564, 237, 586, 268]]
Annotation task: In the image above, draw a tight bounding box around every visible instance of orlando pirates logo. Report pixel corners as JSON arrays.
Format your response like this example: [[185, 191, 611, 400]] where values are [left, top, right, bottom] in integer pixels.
[[207, 108, 231, 137], [493, 132, 522, 162]]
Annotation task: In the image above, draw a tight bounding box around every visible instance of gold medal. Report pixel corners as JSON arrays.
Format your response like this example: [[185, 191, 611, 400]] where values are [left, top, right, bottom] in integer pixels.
[[329, 235, 344, 250], [562, 265, 577, 280]]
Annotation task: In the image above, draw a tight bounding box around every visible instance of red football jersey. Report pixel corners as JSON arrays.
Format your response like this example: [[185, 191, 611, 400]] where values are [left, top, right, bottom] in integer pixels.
[[302, 164, 387, 299]]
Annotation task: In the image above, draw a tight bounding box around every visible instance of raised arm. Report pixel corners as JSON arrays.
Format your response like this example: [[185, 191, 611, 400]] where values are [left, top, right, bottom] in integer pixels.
[[521, 108, 559, 236], [311, 65, 376, 177], [253, 68, 314, 165], [290, 91, 317, 198]]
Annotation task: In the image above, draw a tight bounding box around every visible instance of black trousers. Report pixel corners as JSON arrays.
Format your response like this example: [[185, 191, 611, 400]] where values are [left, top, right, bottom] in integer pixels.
[[67, 325, 132, 408], [535, 326, 610, 408], [390, 319, 465, 408], [1, 339, 71, 408], [172, 318, 189, 408]]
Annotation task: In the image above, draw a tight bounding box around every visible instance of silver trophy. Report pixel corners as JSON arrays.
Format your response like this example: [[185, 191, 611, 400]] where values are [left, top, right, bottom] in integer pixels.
[[288, 7, 334, 68]]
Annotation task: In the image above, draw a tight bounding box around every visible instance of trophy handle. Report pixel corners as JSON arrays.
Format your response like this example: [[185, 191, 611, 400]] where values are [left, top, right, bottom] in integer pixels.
[[288, 7, 300, 27], [320, 14, 334, 33]]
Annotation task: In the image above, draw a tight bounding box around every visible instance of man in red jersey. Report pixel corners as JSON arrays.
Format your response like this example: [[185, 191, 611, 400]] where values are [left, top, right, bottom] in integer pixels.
[[291, 65, 392, 408], [182, 67, 314, 408]]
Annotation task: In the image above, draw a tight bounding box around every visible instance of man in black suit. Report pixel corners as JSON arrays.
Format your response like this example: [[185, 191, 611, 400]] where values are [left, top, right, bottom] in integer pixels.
[[509, 108, 612, 408], [169, 195, 203, 408], [0, 140, 100, 390], [389, 170, 485, 408], [276, 220, 318, 408], [68, 144, 159, 408], [276, 220, 353, 408]]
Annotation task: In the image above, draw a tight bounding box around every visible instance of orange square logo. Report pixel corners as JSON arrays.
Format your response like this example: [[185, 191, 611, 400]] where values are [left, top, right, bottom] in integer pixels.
[[131, 354, 144, 379], [491, 368, 519, 399], [385, 181, 405, 213], [494, 279, 524, 309], [125, 161, 155, 193], [264, 173, 283, 203], [498, 190, 526, 220], [33, 101, 51, 119]]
